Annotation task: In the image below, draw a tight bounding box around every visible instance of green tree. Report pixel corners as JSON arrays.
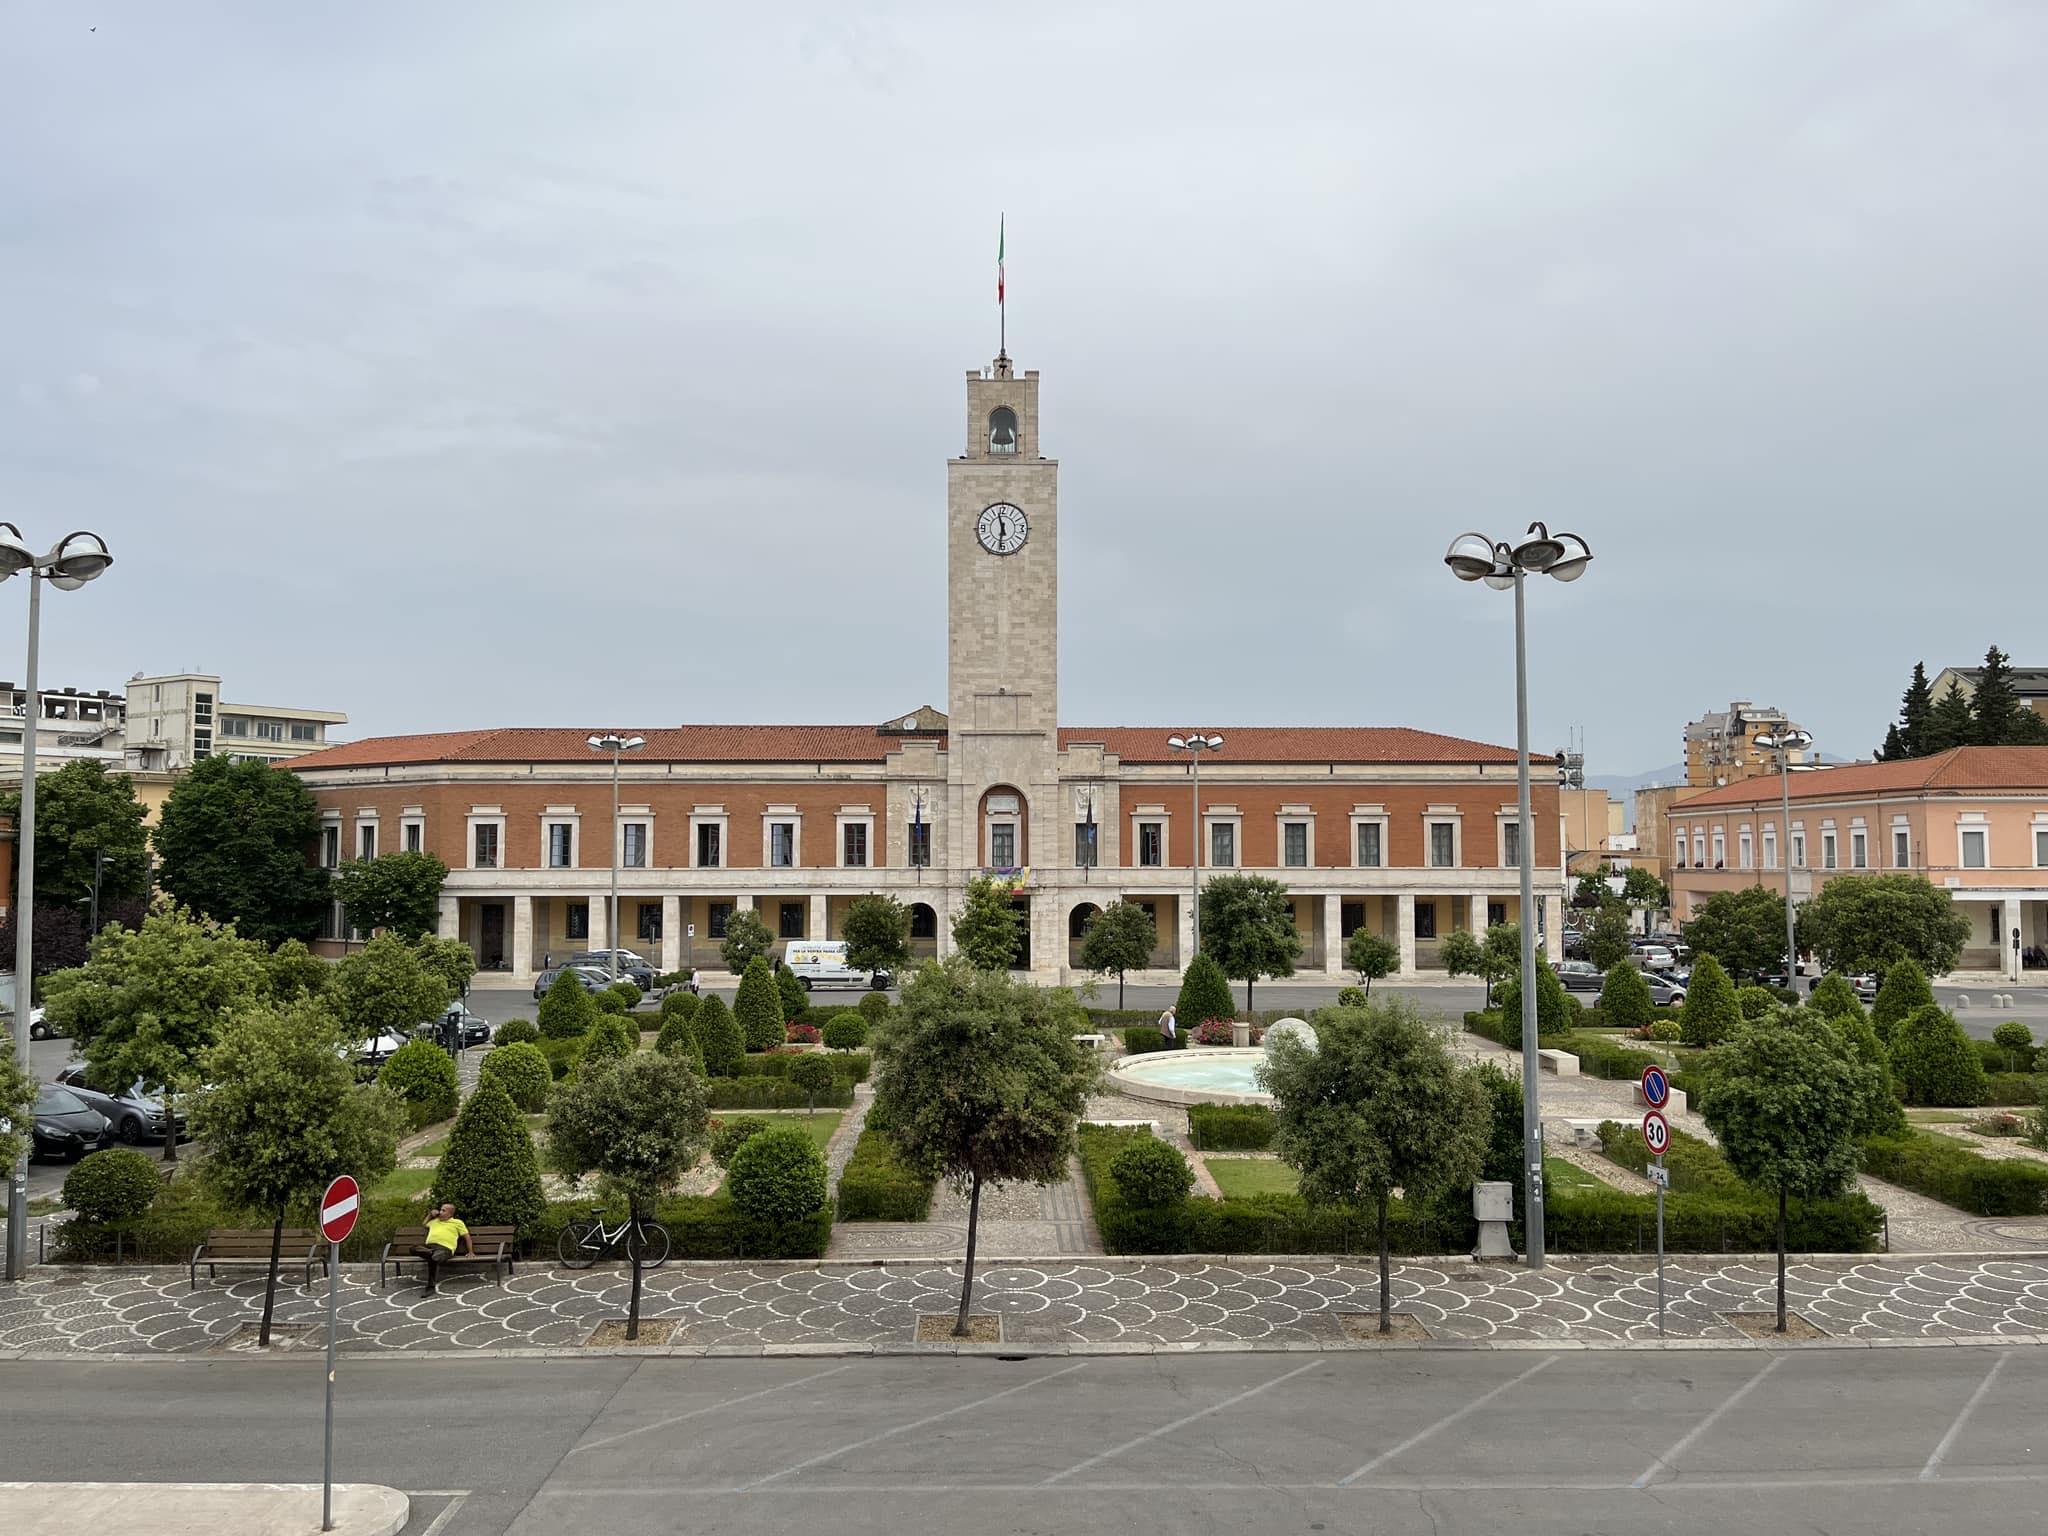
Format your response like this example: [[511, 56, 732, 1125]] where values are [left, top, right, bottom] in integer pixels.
[[1869, 959, 1935, 1045], [328, 933, 452, 1045], [40, 905, 271, 1163], [0, 759, 149, 912], [412, 935, 477, 1000], [477, 1040, 552, 1112], [192, 1000, 402, 1344], [1174, 952, 1236, 1025], [1679, 954, 1741, 1047], [693, 993, 744, 1077], [1889, 1003, 1986, 1106], [1078, 900, 1157, 1007], [537, 969, 598, 1039], [1683, 886, 1790, 978], [328, 852, 449, 942], [1807, 973, 1866, 1023], [1992, 1020, 2034, 1072], [264, 938, 330, 1003], [734, 955, 784, 1052], [1598, 963, 1654, 1033], [1496, 961, 1577, 1038], [727, 1123, 829, 1227], [0, 1041, 34, 1176], [378, 1038, 459, 1128], [548, 1051, 709, 1337], [1259, 998, 1490, 1333], [1199, 873, 1302, 1012], [870, 958, 1097, 1334], [583, 1013, 638, 1064], [1887, 661, 1934, 760], [1438, 929, 1484, 993], [775, 965, 808, 1023], [1585, 901, 1633, 973], [718, 909, 774, 973], [1922, 680, 1977, 754], [1700, 1018, 1878, 1331], [1798, 874, 1970, 977], [432, 1075, 547, 1230], [1970, 645, 2023, 745], [841, 894, 912, 978], [152, 756, 329, 945], [1621, 866, 1668, 911], [1344, 928, 1398, 994], [951, 875, 1025, 971], [789, 1054, 836, 1113]]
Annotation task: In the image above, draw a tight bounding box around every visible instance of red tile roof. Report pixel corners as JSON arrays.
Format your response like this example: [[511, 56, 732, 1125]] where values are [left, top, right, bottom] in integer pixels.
[[1671, 746, 2048, 809], [291, 723, 1533, 771]]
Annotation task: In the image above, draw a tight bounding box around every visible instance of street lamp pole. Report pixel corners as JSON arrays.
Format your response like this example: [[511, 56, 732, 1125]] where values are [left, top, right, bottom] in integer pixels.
[[585, 733, 646, 987], [1755, 729, 1812, 989], [3, 525, 115, 1282], [1445, 522, 1592, 1272], [1167, 734, 1224, 959]]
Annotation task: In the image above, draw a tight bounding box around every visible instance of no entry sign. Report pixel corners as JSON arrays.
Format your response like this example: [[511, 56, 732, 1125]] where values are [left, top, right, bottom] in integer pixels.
[[1640, 1065, 1670, 1109], [1641, 1110, 1671, 1157], [319, 1174, 360, 1244]]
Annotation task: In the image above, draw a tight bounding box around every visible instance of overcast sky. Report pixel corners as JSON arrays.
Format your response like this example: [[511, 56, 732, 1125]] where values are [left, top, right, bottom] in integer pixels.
[[4, 3, 2044, 775]]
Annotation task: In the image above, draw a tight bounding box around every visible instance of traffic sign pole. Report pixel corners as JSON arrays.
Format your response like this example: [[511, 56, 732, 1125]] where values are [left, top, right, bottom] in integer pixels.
[[1655, 1154, 1666, 1338], [317, 1174, 360, 1534], [1639, 1105, 1670, 1340]]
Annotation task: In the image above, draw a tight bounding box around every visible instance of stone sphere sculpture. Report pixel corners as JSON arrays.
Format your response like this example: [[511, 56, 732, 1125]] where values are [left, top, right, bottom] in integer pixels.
[[1263, 1017, 1317, 1055]]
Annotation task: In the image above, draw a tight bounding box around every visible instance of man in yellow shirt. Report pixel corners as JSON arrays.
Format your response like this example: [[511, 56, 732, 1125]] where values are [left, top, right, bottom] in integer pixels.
[[416, 1204, 470, 1295]]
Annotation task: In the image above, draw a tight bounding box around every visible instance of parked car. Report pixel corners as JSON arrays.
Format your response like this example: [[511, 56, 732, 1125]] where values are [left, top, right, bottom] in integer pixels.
[[1556, 960, 1604, 994], [351, 1027, 415, 1073], [783, 940, 890, 992], [531, 964, 614, 1002], [10, 1006, 54, 1041], [53, 1065, 187, 1145], [411, 1003, 491, 1049], [1847, 973, 1880, 1002], [30, 1084, 110, 1161], [565, 950, 658, 991], [1632, 944, 1677, 972], [1642, 975, 1689, 1007]]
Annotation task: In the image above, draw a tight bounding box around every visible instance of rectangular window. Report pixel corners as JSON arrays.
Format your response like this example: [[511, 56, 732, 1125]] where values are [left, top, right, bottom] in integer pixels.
[[1895, 830, 1912, 868], [255, 720, 284, 742], [779, 902, 805, 940], [1961, 827, 1988, 869], [1073, 822, 1097, 868], [843, 823, 869, 868], [637, 903, 662, 942], [909, 904, 938, 939], [290, 722, 317, 742], [769, 822, 796, 868], [1137, 822, 1163, 867], [697, 823, 721, 868], [1211, 823, 1236, 867], [566, 903, 589, 940], [321, 826, 340, 867], [1341, 899, 1366, 936], [1502, 822, 1521, 869], [403, 822, 422, 854], [1850, 831, 1867, 870], [473, 824, 499, 869], [1414, 901, 1437, 940], [2036, 828, 2048, 868], [1822, 832, 1837, 870], [708, 902, 733, 939], [1738, 830, 1752, 869], [1791, 832, 1805, 868], [1762, 829, 1777, 869], [1356, 823, 1382, 868], [1488, 900, 1508, 929], [989, 824, 1015, 869], [1429, 823, 1456, 868], [222, 717, 248, 738], [621, 823, 648, 868], [1282, 822, 1308, 867], [1711, 830, 1725, 867], [358, 824, 376, 861], [1692, 831, 1706, 867], [909, 821, 932, 867], [547, 823, 574, 869]]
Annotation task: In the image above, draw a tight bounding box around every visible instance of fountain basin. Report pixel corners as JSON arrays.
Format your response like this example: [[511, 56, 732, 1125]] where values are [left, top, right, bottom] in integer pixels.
[[1106, 1047, 1271, 1107]]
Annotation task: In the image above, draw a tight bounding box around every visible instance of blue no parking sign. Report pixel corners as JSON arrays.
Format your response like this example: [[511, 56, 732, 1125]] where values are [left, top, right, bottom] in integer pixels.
[[1640, 1065, 1670, 1109]]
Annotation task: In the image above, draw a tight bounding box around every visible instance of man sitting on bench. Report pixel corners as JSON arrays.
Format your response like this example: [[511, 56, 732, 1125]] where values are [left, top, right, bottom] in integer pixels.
[[415, 1203, 471, 1295]]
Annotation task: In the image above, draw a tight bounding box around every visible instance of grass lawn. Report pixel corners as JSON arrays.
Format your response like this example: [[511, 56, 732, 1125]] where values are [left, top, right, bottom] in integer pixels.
[[711, 1111, 844, 1196], [1542, 1157, 1605, 1195], [1205, 1158, 1299, 1199]]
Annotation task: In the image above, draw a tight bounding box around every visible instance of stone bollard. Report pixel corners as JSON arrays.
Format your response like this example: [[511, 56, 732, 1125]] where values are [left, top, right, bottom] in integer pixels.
[[1472, 1180, 1516, 1261], [1231, 1020, 1252, 1048], [1955, 994, 1972, 1010]]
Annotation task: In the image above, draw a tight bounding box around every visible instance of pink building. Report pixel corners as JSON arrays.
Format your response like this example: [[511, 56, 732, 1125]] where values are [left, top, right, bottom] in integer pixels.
[[1666, 746, 2048, 979]]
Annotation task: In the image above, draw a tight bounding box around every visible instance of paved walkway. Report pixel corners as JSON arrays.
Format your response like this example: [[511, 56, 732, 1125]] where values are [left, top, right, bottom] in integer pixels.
[[5, 1252, 2046, 1354]]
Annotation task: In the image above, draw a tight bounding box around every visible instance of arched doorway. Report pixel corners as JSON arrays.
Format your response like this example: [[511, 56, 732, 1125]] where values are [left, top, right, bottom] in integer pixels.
[[908, 901, 939, 961], [979, 786, 1028, 872], [1067, 901, 1101, 970]]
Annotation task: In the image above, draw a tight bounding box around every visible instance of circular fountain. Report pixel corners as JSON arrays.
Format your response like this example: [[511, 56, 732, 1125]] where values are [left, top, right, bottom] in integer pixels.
[[1106, 1018, 1316, 1107]]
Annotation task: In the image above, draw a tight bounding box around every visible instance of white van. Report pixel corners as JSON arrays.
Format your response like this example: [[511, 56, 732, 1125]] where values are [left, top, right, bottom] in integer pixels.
[[783, 940, 891, 992]]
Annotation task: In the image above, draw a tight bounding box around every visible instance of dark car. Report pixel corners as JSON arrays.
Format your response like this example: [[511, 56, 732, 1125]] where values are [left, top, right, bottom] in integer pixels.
[[532, 964, 613, 1002], [413, 1003, 490, 1049], [53, 1065, 187, 1146], [30, 1084, 110, 1161], [565, 950, 657, 991]]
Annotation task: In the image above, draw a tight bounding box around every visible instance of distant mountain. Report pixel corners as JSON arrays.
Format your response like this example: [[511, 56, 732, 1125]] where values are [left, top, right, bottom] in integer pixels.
[[1587, 764, 1686, 796]]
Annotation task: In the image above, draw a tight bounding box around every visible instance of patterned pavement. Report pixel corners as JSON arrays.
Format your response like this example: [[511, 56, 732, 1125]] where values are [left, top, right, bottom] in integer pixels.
[[5, 1252, 2048, 1354]]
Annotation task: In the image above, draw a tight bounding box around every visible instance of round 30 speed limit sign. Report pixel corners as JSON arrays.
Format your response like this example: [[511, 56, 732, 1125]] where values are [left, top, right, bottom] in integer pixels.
[[1641, 1110, 1671, 1157]]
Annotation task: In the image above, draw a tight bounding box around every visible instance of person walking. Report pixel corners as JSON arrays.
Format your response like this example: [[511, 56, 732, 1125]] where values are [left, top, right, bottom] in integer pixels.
[[416, 1202, 470, 1295], [1158, 1003, 1177, 1043]]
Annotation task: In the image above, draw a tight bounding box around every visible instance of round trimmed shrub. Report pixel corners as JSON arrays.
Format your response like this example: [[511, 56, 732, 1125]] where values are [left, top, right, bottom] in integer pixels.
[[710, 1115, 771, 1167], [789, 1054, 836, 1110], [694, 994, 745, 1078], [1335, 986, 1367, 1009], [857, 991, 891, 1024], [659, 989, 700, 1025], [379, 1038, 459, 1128], [608, 981, 642, 1010], [62, 1147, 160, 1226], [1110, 1137, 1194, 1209], [776, 966, 807, 1023], [1891, 1003, 1988, 1106], [432, 1076, 546, 1230], [735, 956, 784, 1052], [538, 970, 597, 1039], [727, 1124, 829, 1226], [583, 1013, 637, 1064], [1598, 964, 1654, 1034], [1175, 953, 1235, 1025], [1993, 1020, 2033, 1052], [1735, 985, 1778, 1021], [821, 1015, 868, 1051], [478, 1041, 552, 1112], [494, 1018, 539, 1046], [593, 988, 629, 1017]]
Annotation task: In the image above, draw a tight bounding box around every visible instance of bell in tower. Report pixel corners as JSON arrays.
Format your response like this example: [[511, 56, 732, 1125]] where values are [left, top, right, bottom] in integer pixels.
[[988, 405, 1019, 456]]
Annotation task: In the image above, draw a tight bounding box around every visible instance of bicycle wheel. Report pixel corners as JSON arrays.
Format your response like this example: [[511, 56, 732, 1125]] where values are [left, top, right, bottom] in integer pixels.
[[625, 1221, 670, 1268], [557, 1220, 601, 1270]]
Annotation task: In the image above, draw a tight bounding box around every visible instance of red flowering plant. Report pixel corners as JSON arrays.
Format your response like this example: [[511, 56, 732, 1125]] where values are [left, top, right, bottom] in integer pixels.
[[784, 1022, 821, 1045]]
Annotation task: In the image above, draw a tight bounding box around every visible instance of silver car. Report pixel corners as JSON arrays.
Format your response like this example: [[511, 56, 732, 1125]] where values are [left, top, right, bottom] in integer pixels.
[[53, 1064, 186, 1145]]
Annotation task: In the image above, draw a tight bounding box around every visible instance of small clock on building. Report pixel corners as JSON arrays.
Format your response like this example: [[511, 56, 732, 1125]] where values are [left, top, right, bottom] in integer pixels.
[[976, 502, 1029, 556]]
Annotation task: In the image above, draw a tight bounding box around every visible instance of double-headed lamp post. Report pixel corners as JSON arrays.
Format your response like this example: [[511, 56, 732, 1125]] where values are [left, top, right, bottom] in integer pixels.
[[1444, 521, 1592, 1272], [3, 524, 116, 1281], [1166, 733, 1224, 957], [1753, 728, 1812, 991], [585, 733, 646, 986]]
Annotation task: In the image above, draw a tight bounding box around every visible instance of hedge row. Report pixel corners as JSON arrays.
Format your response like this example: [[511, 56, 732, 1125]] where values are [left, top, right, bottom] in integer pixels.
[[1555, 1031, 1671, 1083], [735, 1050, 872, 1084], [835, 1128, 936, 1221], [705, 1076, 855, 1111], [1121, 1027, 1184, 1055], [1186, 1104, 1274, 1151], [1857, 1131, 2048, 1216]]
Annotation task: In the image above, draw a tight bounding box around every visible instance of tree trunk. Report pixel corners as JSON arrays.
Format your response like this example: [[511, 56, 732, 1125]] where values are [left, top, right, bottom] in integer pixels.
[[1246, 977, 1254, 1015], [1118, 969, 1126, 1009], [1776, 1188, 1788, 1334], [953, 1171, 983, 1337], [627, 1230, 643, 1343], [258, 1205, 284, 1348], [1377, 1190, 1392, 1335]]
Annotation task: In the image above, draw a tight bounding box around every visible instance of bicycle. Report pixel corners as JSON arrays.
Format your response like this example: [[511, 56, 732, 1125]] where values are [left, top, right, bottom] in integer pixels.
[[556, 1208, 670, 1269]]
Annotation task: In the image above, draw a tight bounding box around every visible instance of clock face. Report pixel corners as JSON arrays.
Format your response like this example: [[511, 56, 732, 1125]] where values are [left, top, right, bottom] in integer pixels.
[[977, 502, 1029, 556]]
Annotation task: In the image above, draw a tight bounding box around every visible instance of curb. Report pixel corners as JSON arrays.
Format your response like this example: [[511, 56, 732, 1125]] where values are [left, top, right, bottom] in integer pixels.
[[0, 1483, 407, 1536]]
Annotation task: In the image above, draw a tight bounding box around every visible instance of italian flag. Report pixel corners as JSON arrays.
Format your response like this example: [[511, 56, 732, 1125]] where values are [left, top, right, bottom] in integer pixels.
[[997, 215, 1005, 305]]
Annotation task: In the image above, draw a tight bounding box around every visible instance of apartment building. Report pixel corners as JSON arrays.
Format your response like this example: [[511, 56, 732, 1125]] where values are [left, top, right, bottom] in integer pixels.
[[123, 673, 346, 770], [1684, 701, 1809, 789]]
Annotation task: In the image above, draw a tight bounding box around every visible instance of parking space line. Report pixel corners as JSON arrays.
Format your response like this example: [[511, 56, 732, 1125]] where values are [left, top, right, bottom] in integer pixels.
[[1336, 1355, 1560, 1485], [1918, 1352, 2010, 1482], [1632, 1354, 1785, 1489], [1040, 1360, 1324, 1485], [741, 1362, 1088, 1489], [412, 1490, 469, 1536], [565, 1364, 855, 1456]]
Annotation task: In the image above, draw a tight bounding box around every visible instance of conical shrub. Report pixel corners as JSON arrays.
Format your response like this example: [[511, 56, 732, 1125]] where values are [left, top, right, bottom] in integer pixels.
[[694, 993, 745, 1077], [735, 956, 783, 1052], [431, 1077, 546, 1230], [1175, 953, 1234, 1024], [539, 970, 597, 1039]]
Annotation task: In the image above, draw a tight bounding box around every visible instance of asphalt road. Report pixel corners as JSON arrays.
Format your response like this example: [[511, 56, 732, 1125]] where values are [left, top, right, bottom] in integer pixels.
[[0, 1348, 2041, 1534]]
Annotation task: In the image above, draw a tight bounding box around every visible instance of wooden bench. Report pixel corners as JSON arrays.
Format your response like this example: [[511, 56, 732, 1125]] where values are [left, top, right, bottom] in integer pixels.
[[190, 1228, 321, 1291], [379, 1225, 519, 1291]]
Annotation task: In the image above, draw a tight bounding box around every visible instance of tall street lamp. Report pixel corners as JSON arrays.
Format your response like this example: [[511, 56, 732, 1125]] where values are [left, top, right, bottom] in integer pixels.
[[3, 524, 115, 1281], [585, 732, 646, 987], [1166, 733, 1224, 959], [1445, 520, 1591, 1272], [1753, 728, 1812, 991]]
